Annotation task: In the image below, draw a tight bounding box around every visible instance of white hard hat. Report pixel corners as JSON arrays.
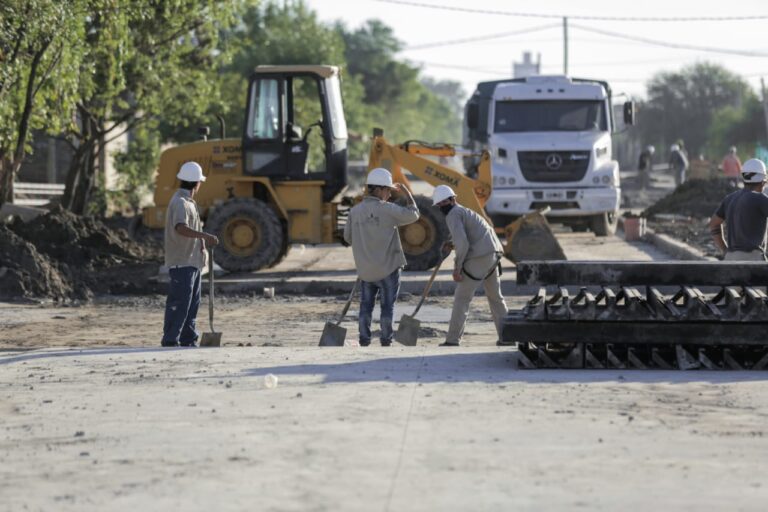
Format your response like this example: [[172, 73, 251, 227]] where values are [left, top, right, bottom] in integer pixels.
[[646, 145, 655, 154], [741, 158, 767, 183], [177, 161, 206, 182], [670, 144, 680, 152], [366, 167, 394, 188], [730, 146, 737, 153], [432, 185, 456, 205]]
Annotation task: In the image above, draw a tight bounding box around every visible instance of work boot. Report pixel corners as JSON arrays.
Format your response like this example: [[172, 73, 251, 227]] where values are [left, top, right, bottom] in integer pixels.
[[161, 341, 179, 347], [359, 340, 371, 347], [381, 340, 392, 347], [439, 341, 460, 347]]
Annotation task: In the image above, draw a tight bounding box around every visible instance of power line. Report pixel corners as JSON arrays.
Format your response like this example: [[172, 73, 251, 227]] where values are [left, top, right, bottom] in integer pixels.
[[406, 23, 559, 50], [373, 0, 768, 22], [409, 60, 510, 76], [571, 24, 768, 57]]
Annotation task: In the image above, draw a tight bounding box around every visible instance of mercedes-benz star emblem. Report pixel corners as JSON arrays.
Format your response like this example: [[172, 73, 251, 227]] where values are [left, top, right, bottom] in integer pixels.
[[545, 153, 563, 170]]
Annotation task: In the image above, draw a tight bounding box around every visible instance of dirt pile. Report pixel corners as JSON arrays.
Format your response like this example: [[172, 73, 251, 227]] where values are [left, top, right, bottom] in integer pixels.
[[0, 206, 163, 301], [643, 178, 735, 219]]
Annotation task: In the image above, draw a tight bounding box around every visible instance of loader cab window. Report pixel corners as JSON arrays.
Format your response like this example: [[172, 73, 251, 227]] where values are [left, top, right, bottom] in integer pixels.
[[289, 75, 326, 174], [247, 78, 281, 139], [494, 100, 607, 133], [325, 76, 347, 139]]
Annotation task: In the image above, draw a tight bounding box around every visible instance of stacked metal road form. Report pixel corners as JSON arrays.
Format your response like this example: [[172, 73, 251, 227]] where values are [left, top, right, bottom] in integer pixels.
[[501, 261, 768, 370]]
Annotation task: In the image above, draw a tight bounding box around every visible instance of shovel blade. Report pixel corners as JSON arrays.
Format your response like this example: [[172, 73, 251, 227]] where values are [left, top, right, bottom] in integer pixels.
[[319, 322, 347, 347], [200, 332, 222, 347], [395, 315, 420, 346]]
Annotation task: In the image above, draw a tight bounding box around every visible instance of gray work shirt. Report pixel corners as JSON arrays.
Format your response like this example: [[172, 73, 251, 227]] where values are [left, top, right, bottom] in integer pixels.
[[164, 189, 205, 269], [445, 204, 503, 270], [343, 196, 419, 282], [714, 189, 768, 253]]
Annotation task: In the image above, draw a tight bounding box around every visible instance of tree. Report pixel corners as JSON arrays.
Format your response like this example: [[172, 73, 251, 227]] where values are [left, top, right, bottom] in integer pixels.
[[638, 62, 750, 157], [0, 0, 86, 206], [337, 19, 462, 146], [60, 0, 243, 215], [708, 95, 766, 159]]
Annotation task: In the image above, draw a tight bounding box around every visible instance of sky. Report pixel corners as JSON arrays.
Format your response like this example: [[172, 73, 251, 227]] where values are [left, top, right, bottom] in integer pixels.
[[304, 0, 768, 101]]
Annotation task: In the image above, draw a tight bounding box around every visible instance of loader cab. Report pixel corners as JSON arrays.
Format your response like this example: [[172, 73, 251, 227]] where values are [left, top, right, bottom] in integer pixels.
[[242, 65, 349, 201]]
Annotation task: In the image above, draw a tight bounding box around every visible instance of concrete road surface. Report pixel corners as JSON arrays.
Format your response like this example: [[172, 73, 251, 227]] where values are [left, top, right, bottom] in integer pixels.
[[2, 346, 768, 512]]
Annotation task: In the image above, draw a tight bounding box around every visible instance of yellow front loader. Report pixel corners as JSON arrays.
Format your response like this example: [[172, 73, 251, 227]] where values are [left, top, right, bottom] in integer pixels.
[[143, 65, 563, 273]]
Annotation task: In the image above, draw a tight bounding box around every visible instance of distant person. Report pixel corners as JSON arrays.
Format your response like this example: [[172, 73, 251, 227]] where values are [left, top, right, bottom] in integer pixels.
[[709, 158, 768, 261], [162, 161, 219, 347], [721, 146, 742, 186], [343, 168, 419, 346], [432, 185, 508, 346], [669, 143, 689, 187], [637, 145, 655, 189]]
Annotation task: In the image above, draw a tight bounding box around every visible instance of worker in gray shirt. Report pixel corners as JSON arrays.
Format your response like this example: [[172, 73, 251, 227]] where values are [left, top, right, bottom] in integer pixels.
[[709, 158, 768, 261], [344, 168, 419, 346], [432, 185, 508, 346], [162, 161, 219, 347]]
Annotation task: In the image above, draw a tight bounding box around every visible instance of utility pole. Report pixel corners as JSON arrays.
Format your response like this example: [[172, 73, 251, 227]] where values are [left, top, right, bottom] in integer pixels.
[[563, 17, 569, 76], [762, 78, 768, 146]]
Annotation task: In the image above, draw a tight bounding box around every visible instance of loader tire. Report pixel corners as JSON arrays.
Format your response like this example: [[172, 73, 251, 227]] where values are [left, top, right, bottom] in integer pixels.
[[590, 211, 617, 237], [206, 198, 285, 272], [400, 195, 449, 271]]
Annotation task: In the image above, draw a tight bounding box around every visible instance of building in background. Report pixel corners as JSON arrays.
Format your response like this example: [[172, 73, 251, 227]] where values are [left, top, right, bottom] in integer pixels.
[[512, 52, 541, 79]]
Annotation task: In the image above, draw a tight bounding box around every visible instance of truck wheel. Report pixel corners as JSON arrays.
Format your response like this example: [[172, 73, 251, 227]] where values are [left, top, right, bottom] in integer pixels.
[[400, 195, 449, 271], [206, 198, 285, 272], [591, 211, 617, 237]]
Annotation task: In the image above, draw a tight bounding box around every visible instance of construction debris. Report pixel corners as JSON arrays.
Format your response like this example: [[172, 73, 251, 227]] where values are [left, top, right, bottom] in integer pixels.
[[643, 178, 734, 219], [0, 207, 162, 301]]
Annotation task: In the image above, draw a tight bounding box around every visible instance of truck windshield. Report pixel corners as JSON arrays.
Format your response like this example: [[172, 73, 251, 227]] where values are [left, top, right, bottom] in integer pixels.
[[494, 100, 607, 132]]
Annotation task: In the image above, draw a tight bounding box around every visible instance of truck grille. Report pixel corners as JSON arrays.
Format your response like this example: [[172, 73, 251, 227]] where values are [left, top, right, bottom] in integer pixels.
[[518, 151, 591, 183]]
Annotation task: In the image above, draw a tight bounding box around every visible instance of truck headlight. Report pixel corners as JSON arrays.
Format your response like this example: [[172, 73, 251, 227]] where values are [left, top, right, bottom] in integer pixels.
[[601, 175, 611, 184]]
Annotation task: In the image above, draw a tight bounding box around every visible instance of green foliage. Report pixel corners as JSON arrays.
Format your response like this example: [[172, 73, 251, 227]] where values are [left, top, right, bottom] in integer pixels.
[[0, 0, 86, 157], [111, 124, 160, 214], [336, 19, 463, 148], [638, 62, 751, 156], [708, 95, 766, 159], [175, 2, 463, 161]]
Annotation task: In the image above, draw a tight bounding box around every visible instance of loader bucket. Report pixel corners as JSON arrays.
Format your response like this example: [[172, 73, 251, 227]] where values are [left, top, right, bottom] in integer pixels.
[[503, 210, 566, 263]]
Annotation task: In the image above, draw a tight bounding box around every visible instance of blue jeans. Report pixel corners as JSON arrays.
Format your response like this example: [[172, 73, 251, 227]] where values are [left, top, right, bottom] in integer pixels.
[[359, 268, 401, 345], [162, 266, 201, 346]]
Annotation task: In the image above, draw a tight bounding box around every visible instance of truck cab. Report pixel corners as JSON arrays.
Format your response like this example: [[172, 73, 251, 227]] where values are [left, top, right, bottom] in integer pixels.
[[464, 75, 634, 235]]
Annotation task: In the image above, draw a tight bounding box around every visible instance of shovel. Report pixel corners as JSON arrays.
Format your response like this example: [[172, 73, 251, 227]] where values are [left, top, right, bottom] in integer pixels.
[[395, 257, 445, 346], [200, 246, 222, 347], [319, 279, 360, 347]]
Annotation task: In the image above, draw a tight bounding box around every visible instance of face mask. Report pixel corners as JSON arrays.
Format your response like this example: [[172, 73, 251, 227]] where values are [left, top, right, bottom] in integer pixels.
[[439, 204, 454, 215]]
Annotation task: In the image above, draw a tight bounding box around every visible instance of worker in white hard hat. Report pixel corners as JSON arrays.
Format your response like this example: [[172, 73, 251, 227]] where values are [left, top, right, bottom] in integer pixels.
[[432, 185, 508, 346], [343, 168, 419, 346], [669, 143, 689, 187], [709, 158, 768, 261], [161, 161, 219, 347], [637, 145, 655, 190]]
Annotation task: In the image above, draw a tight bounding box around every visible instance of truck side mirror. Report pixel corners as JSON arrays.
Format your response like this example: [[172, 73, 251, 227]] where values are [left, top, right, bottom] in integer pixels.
[[623, 101, 636, 126], [466, 103, 479, 130]]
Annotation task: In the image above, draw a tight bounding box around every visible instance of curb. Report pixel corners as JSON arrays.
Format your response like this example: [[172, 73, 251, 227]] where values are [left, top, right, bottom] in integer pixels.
[[617, 217, 715, 261]]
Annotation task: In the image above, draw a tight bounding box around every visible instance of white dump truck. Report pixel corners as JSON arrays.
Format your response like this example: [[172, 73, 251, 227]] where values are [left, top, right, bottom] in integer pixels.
[[463, 75, 635, 235]]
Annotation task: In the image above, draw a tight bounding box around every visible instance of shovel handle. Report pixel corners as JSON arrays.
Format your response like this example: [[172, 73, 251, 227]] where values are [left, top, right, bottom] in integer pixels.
[[208, 246, 215, 332], [336, 279, 360, 325], [411, 257, 445, 317]]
